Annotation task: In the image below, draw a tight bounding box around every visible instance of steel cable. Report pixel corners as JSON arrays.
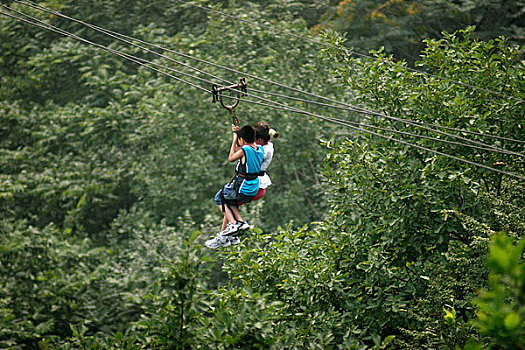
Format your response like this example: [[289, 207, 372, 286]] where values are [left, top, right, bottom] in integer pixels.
[[171, 0, 524, 103], [1, 5, 523, 181], [16, 0, 525, 148]]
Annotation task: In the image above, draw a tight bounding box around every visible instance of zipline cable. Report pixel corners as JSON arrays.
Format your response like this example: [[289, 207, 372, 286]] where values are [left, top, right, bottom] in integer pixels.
[[246, 86, 525, 157], [211, 81, 525, 158], [231, 96, 525, 181], [236, 95, 525, 158], [16, 0, 349, 106], [2, 4, 522, 163], [14, 0, 235, 87], [171, 0, 525, 103], [24, 0, 524, 150], [221, 85, 525, 158], [2, 5, 523, 164], [2, 6, 524, 181], [16, 0, 525, 148], [0, 5, 210, 93]]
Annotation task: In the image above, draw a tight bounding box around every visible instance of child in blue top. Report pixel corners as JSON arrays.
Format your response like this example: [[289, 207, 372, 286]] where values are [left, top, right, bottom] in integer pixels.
[[206, 124, 264, 249]]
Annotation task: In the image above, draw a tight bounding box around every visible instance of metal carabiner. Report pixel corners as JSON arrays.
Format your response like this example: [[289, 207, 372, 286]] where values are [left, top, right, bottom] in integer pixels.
[[219, 89, 241, 112], [211, 78, 247, 126]]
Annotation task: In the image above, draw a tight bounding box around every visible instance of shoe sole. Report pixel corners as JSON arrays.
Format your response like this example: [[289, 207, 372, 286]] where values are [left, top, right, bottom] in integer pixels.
[[229, 238, 241, 245], [205, 239, 231, 249]]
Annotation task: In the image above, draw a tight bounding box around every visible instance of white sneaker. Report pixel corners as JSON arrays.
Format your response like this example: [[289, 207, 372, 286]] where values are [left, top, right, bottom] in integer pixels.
[[236, 221, 251, 231], [228, 236, 241, 245], [205, 235, 231, 249], [220, 222, 239, 236]]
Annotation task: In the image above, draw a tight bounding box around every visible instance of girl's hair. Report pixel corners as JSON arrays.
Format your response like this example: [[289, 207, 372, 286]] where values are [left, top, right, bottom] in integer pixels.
[[254, 121, 279, 139], [255, 125, 270, 142], [236, 125, 256, 143]]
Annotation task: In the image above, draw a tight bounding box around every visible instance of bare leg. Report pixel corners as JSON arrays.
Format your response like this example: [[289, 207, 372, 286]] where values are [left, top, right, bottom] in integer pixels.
[[229, 206, 244, 223], [221, 216, 228, 231], [218, 205, 236, 226]]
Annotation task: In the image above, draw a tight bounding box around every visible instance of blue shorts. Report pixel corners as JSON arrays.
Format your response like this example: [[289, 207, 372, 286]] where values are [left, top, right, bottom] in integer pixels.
[[214, 189, 254, 207]]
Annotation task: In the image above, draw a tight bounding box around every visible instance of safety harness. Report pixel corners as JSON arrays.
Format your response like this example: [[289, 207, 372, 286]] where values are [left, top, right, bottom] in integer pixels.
[[219, 147, 261, 222]]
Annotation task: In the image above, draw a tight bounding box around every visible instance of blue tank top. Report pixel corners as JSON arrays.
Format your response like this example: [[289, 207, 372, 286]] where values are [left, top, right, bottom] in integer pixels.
[[236, 145, 264, 196]]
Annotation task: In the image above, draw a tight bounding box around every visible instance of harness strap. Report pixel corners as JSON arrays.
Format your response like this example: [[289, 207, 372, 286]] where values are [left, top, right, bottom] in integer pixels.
[[236, 172, 259, 181]]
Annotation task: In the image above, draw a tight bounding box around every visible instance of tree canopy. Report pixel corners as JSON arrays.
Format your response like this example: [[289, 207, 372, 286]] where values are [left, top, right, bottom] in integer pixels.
[[1, 1, 523, 349]]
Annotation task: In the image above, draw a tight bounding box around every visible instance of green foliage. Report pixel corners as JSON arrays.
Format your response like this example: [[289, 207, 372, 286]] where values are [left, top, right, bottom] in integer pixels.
[[131, 230, 213, 349], [1, 0, 342, 229], [1, 1, 524, 349], [0, 220, 138, 347], [203, 288, 283, 349], [471, 234, 525, 349], [222, 227, 365, 348], [1, 1, 341, 346], [203, 26, 523, 349], [305, 26, 523, 348], [317, 0, 525, 63], [0, 102, 137, 237]]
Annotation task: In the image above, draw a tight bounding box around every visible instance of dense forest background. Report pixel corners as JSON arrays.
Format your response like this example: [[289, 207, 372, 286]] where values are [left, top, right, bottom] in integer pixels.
[[1, 0, 524, 349]]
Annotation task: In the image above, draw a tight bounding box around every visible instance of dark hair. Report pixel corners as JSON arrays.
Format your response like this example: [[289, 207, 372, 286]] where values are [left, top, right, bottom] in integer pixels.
[[254, 121, 270, 130], [236, 125, 256, 143], [254, 121, 279, 139], [255, 125, 270, 142]]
